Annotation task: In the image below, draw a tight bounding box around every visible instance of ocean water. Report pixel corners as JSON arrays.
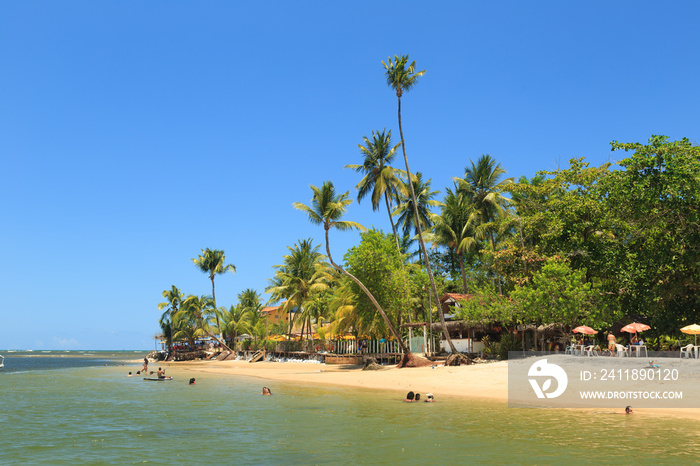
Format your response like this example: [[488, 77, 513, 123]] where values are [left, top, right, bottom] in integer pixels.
[[1, 351, 699, 465]]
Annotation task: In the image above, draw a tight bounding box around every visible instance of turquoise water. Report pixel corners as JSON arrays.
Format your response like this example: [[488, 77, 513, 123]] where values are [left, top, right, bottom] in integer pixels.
[[1, 351, 699, 465]]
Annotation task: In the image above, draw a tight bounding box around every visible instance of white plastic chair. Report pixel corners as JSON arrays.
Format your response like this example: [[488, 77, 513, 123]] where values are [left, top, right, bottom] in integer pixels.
[[680, 344, 695, 359], [615, 344, 630, 357], [584, 345, 599, 356]]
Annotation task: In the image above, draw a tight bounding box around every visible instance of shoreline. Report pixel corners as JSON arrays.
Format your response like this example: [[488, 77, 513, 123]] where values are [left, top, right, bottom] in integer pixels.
[[161, 358, 700, 423]]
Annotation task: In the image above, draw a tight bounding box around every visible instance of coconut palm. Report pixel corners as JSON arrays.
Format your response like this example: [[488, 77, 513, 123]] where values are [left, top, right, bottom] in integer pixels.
[[178, 294, 233, 351], [220, 304, 252, 345], [158, 285, 184, 354], [345, 129, 407, 251], [265, 239, 333, 341], [425, 187, 476, 293], [293, 180, 412, 358], [393, 172, 441, 242], [192, 248, 236, 335], [383, 54, 458, 354], [455, 154, 514, 294]]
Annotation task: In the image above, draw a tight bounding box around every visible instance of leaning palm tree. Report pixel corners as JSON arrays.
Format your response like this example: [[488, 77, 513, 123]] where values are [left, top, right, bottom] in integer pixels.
[[293, 181, 418, 363], [192, 248, 236, 336], [425, 187, 476, 293], [383, 54, 458, 354], [454, 154, 514, 294], [345, 129, 407, 251], [158, 285, 184, 355]]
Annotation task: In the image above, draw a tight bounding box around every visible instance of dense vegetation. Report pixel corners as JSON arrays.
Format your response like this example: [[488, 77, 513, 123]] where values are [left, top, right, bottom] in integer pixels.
[[157, 56, 700, 354]]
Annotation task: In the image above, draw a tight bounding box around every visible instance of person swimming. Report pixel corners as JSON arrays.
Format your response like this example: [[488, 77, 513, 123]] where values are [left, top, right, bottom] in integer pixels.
[[189, 378, 196, 385], [425, 393, 434, 402], [262, 387, 272, 395], [625, 406, 634, 414], [414, 393, 421, 401], [404, 391, 415, 402]]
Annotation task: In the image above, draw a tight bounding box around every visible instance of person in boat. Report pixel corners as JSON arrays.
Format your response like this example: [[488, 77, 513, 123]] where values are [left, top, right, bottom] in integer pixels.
[[157, 367, 165, 379]]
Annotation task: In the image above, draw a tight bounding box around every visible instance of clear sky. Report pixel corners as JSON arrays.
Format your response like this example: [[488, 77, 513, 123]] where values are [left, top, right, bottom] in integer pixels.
[[2, 1, 698, 350]]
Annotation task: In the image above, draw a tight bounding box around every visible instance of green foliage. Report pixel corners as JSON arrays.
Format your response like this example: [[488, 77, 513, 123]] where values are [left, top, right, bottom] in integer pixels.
[[344, 229, 411, 334]]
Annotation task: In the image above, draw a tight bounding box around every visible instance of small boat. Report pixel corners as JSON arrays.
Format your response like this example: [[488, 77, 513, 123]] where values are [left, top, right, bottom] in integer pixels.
[[143, 376, 172, 381]]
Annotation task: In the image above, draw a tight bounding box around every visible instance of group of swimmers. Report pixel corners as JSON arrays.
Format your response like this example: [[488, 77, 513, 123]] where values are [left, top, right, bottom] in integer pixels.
[[404, 391, 434, 402]]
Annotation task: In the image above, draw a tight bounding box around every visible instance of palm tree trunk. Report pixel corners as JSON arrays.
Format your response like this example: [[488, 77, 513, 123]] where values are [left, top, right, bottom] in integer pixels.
[[210, 277, 222, 335], [489, 232, 502, 295], [396, 95, 459, 354], [324, 227, 410, 356], [385, 192, 401, 252], [458, 251, 468, 293]]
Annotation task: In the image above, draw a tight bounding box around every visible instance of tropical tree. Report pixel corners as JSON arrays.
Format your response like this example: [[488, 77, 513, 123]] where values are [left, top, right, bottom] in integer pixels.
[[220, 304, 252, 345], [265, 239, 333, 340], [293, 181, 416, 361], [425, 186, 475, 293], [345, 129, 407, 251], [455, 154, 514, 294], [192, 248, 236, 335], [178, 294, 233, 351], [383, 54, 458, 354], [157, 285, 183, 354], [393, 172, 441, 244]]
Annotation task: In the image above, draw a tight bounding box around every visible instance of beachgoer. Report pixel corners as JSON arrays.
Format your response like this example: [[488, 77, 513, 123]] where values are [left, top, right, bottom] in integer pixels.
[[404, 391, 415, 402], [625, 406, 634, 414], [607, 332, 616, 355], [425, 393, 434, 402], [189, 378, 196, 385], [157, 367, 165, 379], [127, 372, 132, 377], [414, 393, 421, 401], [142, 358, 148, 373], [631, 334, 639, 345], [262, 387, 272, 395], [136, 371, 141, 375]]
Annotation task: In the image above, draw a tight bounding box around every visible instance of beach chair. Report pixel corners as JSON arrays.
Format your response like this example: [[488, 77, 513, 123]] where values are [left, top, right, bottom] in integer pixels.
[[615, 344, 630, 357], [584, 345, 599, 356], [680, 344, 695, 359]]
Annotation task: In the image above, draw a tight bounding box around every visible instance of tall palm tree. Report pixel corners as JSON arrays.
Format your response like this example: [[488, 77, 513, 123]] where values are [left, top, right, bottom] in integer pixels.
[[383, 54, 458, 354], [192, 248, 236, 336], [425, 187, 476, 293], [455, 154, 514, 294], [158, 285, 184, 355], [293, 181, 412, 358], [393, 172, 441, 242], [345, 129, 407, 251], [265, 239, 333, 341]]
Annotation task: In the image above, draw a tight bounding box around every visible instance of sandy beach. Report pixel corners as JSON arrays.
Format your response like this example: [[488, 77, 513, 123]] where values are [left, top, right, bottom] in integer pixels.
[[164, 358, 700, 423]]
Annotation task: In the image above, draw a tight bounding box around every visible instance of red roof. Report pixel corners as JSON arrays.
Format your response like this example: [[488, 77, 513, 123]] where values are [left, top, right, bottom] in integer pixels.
[[440, 293, 474, 303]]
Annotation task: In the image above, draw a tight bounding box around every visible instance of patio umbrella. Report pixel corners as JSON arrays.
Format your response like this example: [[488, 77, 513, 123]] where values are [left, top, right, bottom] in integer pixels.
[[573, 326, 598, 335], [681, 324, 700, 346], [621, 322, 651, 334]]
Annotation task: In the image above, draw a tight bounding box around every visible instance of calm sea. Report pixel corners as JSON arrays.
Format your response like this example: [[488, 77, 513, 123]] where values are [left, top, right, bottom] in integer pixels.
[[1, 351, 699, 465]]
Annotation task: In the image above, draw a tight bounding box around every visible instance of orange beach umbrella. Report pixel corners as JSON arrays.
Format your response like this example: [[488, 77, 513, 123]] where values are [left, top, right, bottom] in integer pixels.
[[681, 324, 700, 346], [573, 326, 598, 335], [621, 322, 651, 334]]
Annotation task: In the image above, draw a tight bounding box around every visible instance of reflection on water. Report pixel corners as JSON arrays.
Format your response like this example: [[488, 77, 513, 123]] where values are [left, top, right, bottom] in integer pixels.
[[0, 352, 698, 464]]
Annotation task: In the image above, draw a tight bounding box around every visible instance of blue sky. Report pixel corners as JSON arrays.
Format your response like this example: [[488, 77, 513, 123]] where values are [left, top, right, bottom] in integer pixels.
[[2, 1, 698, 350]]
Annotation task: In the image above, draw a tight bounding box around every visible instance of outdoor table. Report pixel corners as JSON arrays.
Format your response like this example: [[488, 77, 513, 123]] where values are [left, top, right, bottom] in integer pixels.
[[574, 344, 585, 356], [629, 344, 647, 357]]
